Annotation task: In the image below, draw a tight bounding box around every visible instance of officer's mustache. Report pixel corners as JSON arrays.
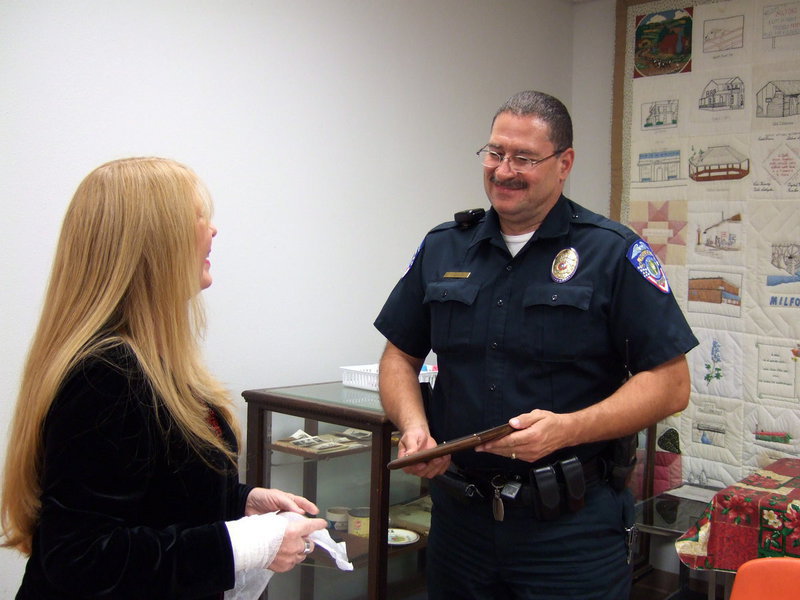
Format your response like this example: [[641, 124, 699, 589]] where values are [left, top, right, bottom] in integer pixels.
[[491, 176, 527, 190]]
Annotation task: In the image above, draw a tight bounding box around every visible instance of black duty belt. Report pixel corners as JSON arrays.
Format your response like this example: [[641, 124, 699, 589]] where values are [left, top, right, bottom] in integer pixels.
[[434, 455, 607, 522]]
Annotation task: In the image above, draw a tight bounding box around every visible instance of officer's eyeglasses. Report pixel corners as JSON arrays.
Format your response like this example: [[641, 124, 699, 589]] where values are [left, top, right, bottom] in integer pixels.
[[476, 146, 568, 173]]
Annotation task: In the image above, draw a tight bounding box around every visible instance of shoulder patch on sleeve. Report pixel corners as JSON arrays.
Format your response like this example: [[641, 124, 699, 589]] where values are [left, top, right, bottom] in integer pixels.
[[403, 239, 425, 278], [627, 240, 670, 293]]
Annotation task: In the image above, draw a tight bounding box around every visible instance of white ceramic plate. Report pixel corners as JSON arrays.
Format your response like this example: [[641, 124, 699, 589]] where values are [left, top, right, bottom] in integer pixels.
[[387, 528, 420, 546]]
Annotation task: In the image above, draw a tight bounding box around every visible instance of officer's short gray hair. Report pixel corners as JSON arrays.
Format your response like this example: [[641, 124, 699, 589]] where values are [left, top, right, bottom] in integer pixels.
[[492, 90, 573, 152]]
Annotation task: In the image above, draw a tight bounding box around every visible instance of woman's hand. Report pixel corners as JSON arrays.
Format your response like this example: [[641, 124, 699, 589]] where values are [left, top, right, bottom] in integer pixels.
[[245, 487, 320, 517], [267, 516, 328, 572]]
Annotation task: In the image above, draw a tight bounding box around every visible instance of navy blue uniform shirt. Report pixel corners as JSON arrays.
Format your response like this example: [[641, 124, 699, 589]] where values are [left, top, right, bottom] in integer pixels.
[[375, 196, 698, 473]]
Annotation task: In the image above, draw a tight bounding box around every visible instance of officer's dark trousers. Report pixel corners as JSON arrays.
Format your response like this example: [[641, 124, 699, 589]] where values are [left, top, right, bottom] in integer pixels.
[[426, 480, 634, 600]]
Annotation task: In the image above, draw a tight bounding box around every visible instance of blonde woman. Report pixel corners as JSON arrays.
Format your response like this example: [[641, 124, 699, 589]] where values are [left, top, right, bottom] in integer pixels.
[[2, 158, 326, 599]]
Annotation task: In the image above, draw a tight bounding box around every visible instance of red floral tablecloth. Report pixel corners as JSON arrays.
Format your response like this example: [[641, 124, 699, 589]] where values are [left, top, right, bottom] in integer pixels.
[[676, 458, 800, 572]]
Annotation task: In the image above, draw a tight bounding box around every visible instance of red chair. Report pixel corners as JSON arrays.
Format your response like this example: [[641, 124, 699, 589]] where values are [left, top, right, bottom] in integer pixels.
[[729, 557, 800, 600]]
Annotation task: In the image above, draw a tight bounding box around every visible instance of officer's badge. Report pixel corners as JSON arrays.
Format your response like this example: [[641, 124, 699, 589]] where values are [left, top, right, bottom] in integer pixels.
[[551, 247, 579, 283], [627, 240, 670, 293]]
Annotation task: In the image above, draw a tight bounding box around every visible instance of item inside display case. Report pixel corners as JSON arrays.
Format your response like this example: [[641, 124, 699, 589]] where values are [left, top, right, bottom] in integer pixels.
[[388, 495, 431, 535], [272, 428, 372, 457]]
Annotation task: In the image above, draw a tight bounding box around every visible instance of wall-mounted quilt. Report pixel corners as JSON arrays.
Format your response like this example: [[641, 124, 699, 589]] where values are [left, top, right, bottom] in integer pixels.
[[614, 0, 800, 489]]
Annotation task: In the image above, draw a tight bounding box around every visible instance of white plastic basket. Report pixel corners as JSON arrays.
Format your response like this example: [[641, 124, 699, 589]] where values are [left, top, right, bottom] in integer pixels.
[[340, 364, 437, 391]]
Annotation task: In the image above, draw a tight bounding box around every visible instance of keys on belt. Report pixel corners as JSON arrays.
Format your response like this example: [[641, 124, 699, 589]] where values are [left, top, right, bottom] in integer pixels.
[[490, 475, 523, 522]]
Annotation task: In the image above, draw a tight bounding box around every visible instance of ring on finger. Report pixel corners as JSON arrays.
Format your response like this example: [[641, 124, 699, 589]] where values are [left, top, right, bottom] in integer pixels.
[[303, 540, 312, 554], [511, 452, 516, 460]]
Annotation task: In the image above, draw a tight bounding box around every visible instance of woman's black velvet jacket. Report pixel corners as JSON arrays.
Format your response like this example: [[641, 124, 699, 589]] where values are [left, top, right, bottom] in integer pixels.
[[16, 346, 252, 599]]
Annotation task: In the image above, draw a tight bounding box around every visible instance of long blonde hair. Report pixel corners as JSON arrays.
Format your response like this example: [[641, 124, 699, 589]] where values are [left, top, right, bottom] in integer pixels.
[[1, 157, 239, 555]]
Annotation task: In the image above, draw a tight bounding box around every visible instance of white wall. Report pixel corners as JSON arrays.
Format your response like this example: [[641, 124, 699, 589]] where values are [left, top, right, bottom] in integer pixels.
[[571, 0, 616, 214], [0, 0, 615, 592]]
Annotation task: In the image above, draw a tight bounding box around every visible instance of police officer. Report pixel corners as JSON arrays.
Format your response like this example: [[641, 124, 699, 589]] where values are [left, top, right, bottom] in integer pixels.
[[374, 90, 698, 600]]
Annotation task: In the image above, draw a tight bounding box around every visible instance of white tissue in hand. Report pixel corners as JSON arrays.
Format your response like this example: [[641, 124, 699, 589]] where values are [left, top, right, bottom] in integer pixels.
[[224, 512, 354, 600], [281, 511, 354, 571]]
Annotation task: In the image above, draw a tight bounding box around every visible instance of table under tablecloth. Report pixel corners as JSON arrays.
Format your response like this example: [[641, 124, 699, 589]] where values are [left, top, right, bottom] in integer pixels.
[[676, 458, 800, 572]]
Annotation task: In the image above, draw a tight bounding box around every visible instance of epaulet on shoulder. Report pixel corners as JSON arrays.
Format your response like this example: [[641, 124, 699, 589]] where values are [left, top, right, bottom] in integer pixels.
[[429, 220, 459, 234], [569, 204, 633, 241], [429, 207, 486, 234]]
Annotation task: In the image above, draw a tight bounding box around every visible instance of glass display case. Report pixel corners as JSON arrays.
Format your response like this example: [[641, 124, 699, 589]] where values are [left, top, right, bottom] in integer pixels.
[[243, 382, 428, 600]]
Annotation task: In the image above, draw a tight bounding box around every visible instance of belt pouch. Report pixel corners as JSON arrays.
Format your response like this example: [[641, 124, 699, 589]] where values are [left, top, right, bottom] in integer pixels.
[[531, 465, 561, 520], [434, 470, 483, 503], [559, 457, 586, 513], [608, 434, 637, 492]]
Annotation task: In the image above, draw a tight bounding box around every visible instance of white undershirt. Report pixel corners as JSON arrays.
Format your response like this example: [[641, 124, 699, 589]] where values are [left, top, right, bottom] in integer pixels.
[[502, 231, 534, 257]]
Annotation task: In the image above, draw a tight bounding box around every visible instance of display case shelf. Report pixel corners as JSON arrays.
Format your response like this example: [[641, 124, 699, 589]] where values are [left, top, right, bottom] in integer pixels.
[[244, 381, 429, 600]]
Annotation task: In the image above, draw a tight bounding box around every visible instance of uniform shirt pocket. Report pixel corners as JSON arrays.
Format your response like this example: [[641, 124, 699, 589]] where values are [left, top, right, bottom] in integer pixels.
[[424, 280, 480, 352], [522, 283, 594, 361]]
